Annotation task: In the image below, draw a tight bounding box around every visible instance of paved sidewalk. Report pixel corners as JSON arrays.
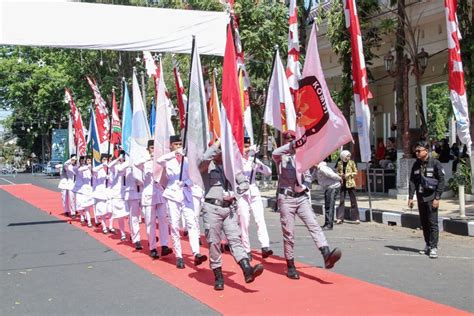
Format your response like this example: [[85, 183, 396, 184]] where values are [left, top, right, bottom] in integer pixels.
[[259, 186, 474, 236]]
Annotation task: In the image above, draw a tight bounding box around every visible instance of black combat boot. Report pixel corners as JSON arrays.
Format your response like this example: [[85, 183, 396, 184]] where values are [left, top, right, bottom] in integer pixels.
[[286, 259, 300, 280], [213, 267, 224, 291], [239, 258, 264, 283], [194, 253, 208, 266], [261, 247, 273, 259], [161, 246, 173, 257], [320, 246, 342, 269]]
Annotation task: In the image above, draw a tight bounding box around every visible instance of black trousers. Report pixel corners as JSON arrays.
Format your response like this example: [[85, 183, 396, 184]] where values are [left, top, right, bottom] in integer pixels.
[[417, 197, 439, 248], [324, 187, 340, 227], [337, 185, 359, 221]]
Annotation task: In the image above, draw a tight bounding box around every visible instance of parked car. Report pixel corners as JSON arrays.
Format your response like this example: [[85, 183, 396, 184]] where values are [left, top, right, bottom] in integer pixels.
[[43, 161, 61, 176]]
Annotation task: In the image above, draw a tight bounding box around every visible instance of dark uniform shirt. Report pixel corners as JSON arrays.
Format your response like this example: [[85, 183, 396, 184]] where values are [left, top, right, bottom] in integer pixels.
[[409, 157, 445, 202]]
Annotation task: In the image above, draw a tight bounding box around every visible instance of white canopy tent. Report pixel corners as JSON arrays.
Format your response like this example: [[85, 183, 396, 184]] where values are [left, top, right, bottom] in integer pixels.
[[0, 0, 228, 56]]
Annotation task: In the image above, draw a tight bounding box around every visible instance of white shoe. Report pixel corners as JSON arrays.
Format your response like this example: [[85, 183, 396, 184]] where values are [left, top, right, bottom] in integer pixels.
[[429, 248, 438, 259], [419, 245, 430, 255]]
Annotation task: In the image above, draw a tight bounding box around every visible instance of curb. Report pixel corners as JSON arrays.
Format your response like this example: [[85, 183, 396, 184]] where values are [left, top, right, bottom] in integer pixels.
[[261, 197, 474, 237]]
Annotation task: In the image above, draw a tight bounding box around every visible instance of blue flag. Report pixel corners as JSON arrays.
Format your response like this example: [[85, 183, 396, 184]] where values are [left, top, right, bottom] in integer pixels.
[[149, 99, 156, 135], [121, 82, 132, 155], [90, 109, 101, 167]]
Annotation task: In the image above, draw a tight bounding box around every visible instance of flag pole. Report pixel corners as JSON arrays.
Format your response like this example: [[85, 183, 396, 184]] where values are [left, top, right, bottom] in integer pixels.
[[107, 89, 114, 157], [249, 45, 278, 183], [366, 163, 373, 221], [179, 35, 196, 182]]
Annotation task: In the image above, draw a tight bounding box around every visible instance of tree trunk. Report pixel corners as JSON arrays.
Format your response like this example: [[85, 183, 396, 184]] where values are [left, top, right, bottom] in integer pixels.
[[395, 0, 406, 153]]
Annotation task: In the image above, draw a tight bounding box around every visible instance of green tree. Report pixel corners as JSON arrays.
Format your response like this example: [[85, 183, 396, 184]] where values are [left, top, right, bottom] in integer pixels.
[[426, 82, 451, 141]]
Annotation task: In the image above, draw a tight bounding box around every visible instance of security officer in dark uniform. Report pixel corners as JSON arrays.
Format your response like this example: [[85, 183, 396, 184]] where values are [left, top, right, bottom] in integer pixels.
[[199, 140, 264, 291], [408, 141, 445, 259]]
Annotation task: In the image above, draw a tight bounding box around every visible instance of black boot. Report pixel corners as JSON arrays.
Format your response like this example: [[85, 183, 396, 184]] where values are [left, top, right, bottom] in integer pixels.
[[161, 246, 173, 257], [261, 247, 273, 259], [194, 253, 208, 266], [320, 246, 342, 269], [150, 249, 159, 259], [213, 267, 224, 291], [176, 257, 185, 269], [286, 259, 300, 279], [239, 258, 264, 283], [247, 252, 253, 261], [134, 241, 143, 250]]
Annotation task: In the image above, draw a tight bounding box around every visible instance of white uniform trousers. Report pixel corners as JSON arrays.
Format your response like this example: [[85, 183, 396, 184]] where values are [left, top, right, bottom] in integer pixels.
[[238, 193, 271, 253], [143, 203, 170, 251], [127, 199, 141, 243], [167, 199, 200, 258], [61, 189, 76, 215]]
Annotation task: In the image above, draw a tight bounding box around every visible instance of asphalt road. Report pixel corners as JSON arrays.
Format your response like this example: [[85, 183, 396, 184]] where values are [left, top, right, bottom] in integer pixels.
[[1, 174, 473, 314]]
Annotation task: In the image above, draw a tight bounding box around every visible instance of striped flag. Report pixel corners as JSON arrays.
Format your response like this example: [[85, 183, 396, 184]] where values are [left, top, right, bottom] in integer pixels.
[[86, 77, 110, 152], [185, 38, 210, 189], [65, 88, 86, 156], [173, 58, 188, 131], [240, 69, 254, 144], [345, 0, 372, 162], [121, 81, 132, 155], [264, 49, 297, 133], [208, 70, 221, 145], [445, 0, 472, 155], [294, 23, 353, 172], [221, 23, 244, 190], [286, 0, 301, 104]]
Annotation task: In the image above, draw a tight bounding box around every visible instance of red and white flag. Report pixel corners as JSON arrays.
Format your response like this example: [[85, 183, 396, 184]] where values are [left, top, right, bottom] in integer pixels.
[[110, 89, 122, 150], [286, 0, 301, 104], [86, 77, 110, 148], [173, 58, 188, 132], [221, 23, 244, 190], [345, 0, 372, 162], [294, 24, 353, 172], [65, 88, 87, 156], [208, 70, 221, 145], [264, 49, 297, 133], [445, 0, 472, 155]]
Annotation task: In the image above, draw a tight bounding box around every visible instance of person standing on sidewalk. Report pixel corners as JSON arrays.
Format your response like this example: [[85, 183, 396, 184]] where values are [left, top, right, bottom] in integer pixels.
[[314, 160, 342, 230], [408, 141, 445, 259], [272, 132, 342, 280], [336, 150, 360, 224]]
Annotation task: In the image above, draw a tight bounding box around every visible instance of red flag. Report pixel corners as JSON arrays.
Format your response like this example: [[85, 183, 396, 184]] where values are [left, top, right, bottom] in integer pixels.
[[110, 90, 121, 147], [221, 23, 244, 189], [86, 77, 109, 145], [173, 60, 187, 131], [65, 88, 86, 156], [286, 0, 301, 104]]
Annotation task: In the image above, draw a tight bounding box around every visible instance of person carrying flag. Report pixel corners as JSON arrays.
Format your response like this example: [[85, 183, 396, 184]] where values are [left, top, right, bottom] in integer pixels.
[[157, 135, 207, 269], [199, 140, 264, 291], [71, 156, 94, 228], [92, 154, 112, 234], [107, 153, 130, 241], [56, 154, 77, 217], [273, 131, 342, 279], [237, 137, 273, 260]]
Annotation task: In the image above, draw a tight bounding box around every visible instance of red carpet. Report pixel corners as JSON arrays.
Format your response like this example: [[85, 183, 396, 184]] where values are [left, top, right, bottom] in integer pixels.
[[1, 184, 470, 315]]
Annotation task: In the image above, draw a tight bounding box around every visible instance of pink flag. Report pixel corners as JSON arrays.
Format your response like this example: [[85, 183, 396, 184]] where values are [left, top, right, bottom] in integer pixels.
[[286, 0, 301, 104], [345, 0, 372, 162], [445, 0, 472, 155], [86, 77, 110, 146], [65, 88, 87, 156], [294, 24, 353, 172]]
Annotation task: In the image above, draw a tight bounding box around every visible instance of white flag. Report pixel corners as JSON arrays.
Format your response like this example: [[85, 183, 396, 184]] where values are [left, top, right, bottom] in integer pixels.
[[131, 69, 151, 166], [264, 49, 297, 133]]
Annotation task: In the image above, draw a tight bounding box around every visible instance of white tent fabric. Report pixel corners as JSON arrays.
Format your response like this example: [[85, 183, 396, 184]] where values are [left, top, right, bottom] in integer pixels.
[[0, 0, 228, 56]]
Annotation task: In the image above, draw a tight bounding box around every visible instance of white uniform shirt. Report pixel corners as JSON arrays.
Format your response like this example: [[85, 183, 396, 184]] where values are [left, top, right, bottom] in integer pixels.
[[57, 160, 74, 190], [135, 155, 164, 206], [117, 161, 142, 201], [157, 151, 193, 203], [242, 156, 272, 196], [72, 165, 92, 195], [107, 159, 124, 199], [92, 164, 109, 200]]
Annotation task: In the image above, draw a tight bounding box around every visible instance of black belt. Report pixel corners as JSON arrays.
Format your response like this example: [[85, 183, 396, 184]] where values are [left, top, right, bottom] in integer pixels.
[[278, 188, 308, 198], [205, 198, 234, 208]]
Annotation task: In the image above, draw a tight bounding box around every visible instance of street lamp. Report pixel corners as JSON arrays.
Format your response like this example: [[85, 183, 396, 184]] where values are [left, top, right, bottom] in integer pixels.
[[416, 48, 429, 76], [384, 51, 396, 76]]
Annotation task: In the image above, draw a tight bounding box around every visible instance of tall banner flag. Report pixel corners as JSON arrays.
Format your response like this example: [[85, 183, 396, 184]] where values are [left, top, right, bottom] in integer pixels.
[[89, 109, 101, 166], [221, 24, 244, 190], [110, 89, 122, 148], [65, 89, 86, 156], [286, 0, 301, 104], [345, 0, 372, 162], [158, 57, 176, 137], [86, 76, 110, 152], [240, 69, 254, 144], [445, 0, 472, 155], [294, 24, 353, 172], [208, 69, 221, 144], [67, 114, 76, 158], [185, 37, 210, 189], [173, 57, 188, 131], [153, 61, 172, 180], [131, 69, 151, 166], [264, 49, 297, 133], [121, 81, 132, 155], [149, 99, 156, 135]]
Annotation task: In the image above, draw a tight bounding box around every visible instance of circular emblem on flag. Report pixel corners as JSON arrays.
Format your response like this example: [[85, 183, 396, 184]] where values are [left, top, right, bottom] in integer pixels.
[[294, 76, 330, 148]]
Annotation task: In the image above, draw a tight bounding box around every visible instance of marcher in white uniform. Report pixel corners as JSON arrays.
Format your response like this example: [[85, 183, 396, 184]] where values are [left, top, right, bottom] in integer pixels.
[[71, 156, 94, 227], [93, 154, 112, 234], [56, 154, 77, 217], [108, 154, 130, 241], [135, 140, 172, 259], [157, 135, 207, 269], [116, 155, 144, 250], [238, 137, 273, 260]]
